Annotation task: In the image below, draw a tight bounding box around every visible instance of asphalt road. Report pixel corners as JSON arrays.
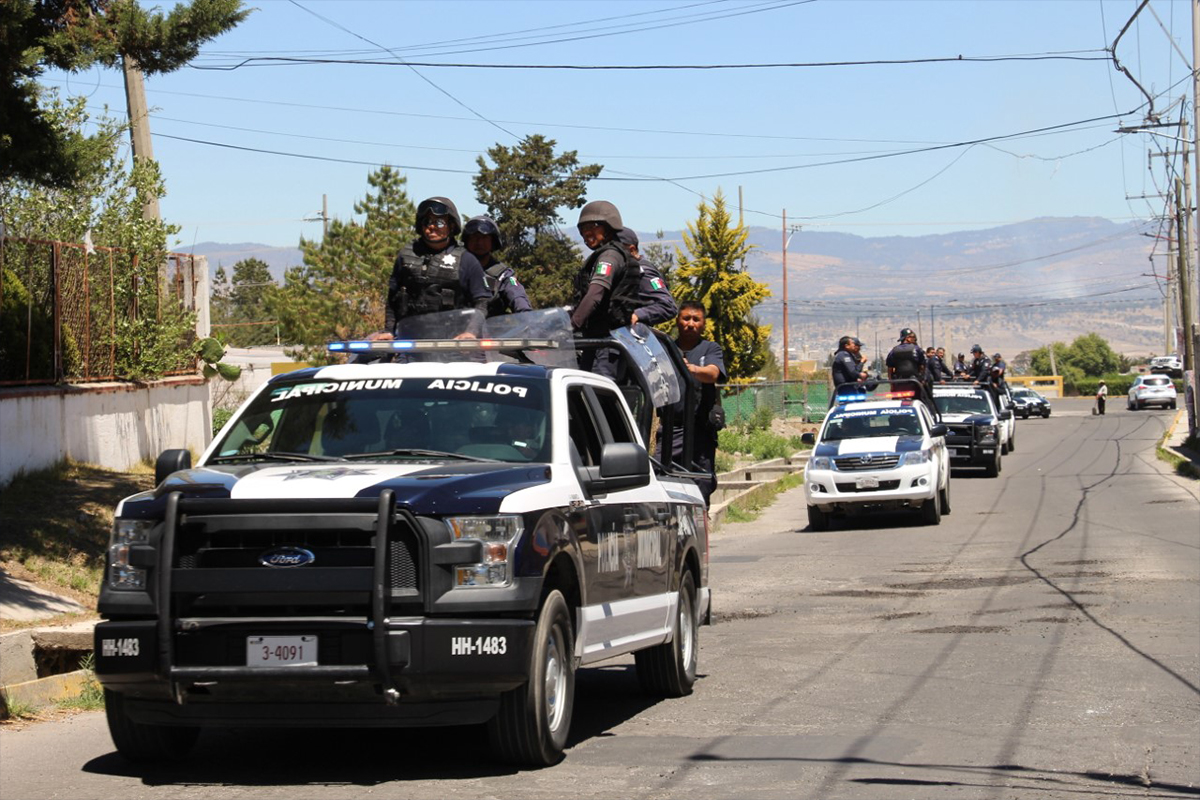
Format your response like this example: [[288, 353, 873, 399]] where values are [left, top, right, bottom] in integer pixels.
[[2, 398, 1197, 799]]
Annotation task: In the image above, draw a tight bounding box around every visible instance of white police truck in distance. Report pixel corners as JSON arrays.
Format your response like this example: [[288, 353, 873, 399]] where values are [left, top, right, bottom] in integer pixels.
[[94, 317, 709, 768], [804, 382, 951, 531]]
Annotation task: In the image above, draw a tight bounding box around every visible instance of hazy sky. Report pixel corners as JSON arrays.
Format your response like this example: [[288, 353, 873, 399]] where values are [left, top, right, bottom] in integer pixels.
[[40, 0, 1195, 248]]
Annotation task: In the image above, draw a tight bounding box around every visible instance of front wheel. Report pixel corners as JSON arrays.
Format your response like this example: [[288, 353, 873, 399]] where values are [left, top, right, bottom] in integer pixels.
[[1008, 429, 1016, 453], [488, 590, 575, 766], [636, 571, 698, 697], [984, 453, 1000, 478], [1043, 408, 1052, 418], [920, 491, 941, 525], [938, 476, 951, 516], [104, 689, 199, 762], [807, 504, 830, 532]]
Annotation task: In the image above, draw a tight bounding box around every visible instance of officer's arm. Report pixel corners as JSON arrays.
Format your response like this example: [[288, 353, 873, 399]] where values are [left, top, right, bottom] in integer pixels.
[[571, 283, 607, 330], [505, 281, 534, 313], [384, 256, 405, 332]]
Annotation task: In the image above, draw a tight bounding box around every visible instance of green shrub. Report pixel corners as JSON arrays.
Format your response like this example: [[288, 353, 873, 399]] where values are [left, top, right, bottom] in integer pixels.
[[1074, 375, 1183, 398], [212, 407, 234, 437]]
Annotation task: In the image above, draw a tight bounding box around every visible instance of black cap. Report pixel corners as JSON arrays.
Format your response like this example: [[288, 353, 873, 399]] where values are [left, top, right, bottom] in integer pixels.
[[616, 228, 639, 248]]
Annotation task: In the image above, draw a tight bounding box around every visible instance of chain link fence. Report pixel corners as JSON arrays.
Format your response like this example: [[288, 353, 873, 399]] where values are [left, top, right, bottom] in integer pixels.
[[0, 236, 204, 386], [720, 380, 830, 425]]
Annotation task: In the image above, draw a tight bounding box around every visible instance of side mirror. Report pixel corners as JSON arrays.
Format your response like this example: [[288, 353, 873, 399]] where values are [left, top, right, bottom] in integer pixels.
[[1000, 410, 1013, 421], [155, 449, 192, 485], [591, 442, 650, 493], [801, 432, 816, 445], [930, 424, 949, 437]]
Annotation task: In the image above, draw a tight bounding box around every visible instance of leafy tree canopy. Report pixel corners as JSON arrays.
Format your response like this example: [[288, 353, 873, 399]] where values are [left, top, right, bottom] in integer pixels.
[[1029, 332, 1121, 379], [673, 189, 772, 379], [2, 0, 249, 188], [212, 257, 275, 346], [472, 134, 601, 308]]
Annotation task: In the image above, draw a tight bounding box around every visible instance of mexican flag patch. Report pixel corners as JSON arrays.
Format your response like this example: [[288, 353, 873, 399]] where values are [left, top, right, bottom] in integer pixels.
[[649, 278, 664, 291], [508, 276, 519, 286], [594, 262, 613, 277]]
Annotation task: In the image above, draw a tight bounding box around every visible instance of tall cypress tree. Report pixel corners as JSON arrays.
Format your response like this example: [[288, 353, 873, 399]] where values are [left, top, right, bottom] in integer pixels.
[[674, 190, 772, 379]]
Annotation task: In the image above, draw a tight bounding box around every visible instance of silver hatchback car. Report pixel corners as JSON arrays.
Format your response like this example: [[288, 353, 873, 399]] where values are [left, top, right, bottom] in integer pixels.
[[1127, 375, 1178, 410]]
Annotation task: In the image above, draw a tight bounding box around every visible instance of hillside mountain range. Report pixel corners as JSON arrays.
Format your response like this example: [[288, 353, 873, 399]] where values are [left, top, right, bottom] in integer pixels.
[[182, 216, 1171, 360]]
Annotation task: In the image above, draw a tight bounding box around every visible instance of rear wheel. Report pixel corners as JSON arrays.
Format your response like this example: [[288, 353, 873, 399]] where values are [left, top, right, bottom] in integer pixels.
[[636, 571, 698, 697], [1008, 428, 1016, 453], [104, 689, 199, 762], [807, 504, 830, 532], [1170, 400, 1177, 409], [488, 590, 574, 766], [920, 491, 941, 525]]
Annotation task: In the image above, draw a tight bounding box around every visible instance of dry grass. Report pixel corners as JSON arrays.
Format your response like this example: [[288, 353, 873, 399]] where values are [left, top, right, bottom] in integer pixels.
[[0, 460, 155, 625]]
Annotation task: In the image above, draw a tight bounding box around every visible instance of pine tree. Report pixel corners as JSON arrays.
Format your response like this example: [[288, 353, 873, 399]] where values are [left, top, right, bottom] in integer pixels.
[[674, 190, 772, 379], [271, 166, 414, 362], [3, 0, 250, 188], [472, 135, 601, 308]]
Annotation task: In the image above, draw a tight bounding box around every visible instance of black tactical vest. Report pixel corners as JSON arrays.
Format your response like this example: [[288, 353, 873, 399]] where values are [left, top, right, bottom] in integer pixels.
[[890, 343, 922, 378], [574, 242, 642, 331], [484, 262, 514, 317], [396, 244, 467, 316]]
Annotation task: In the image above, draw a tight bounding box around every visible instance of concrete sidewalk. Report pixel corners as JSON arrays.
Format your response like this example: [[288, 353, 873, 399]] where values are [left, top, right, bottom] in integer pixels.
[[1164, 408, 1200, 472]]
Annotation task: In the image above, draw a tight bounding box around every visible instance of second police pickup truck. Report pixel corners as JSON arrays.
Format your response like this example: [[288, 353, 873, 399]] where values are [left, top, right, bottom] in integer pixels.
[[93, 310, 711, 767], [931, 382, 1011, 477]]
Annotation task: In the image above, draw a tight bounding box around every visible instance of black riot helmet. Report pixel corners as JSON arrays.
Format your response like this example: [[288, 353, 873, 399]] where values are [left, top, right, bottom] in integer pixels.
[[971, 344, 984, 355], [898, 327, 915, 342], [415, 196, 462, 236], [577, 200, 624, 234], [463, 215, 505, 251]]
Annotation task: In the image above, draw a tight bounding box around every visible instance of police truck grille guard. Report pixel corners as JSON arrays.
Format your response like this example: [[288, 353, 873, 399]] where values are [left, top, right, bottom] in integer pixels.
[[156, 491, 415, 691]]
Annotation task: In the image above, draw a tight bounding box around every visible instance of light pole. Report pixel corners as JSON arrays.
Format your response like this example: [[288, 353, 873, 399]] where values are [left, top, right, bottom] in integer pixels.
[[781, 212, 801, 380]]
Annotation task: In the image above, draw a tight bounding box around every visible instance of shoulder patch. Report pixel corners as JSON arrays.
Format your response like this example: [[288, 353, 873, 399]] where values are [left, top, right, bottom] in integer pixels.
[[595, 262, 614, 277], [649, 277, 664, 291]]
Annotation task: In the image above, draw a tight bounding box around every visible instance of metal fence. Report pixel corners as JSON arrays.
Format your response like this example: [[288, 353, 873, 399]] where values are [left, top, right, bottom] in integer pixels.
[[0, 236, 203, 386], [720, 380, 831, 425]]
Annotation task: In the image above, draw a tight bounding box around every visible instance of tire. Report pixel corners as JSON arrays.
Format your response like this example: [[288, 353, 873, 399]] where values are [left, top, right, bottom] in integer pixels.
[[488, 590, 575, 766], [938, 476, 951, 516], [1170, 400, 1177, 410], [1136, 400, 1144, 411], [983, 453, 1000, 478], [1043, 409, 1051, 418], [807, 504, 830, 532], [920, 491, 941, 525], [104, 689, 199, 762], [1008, 429, 1016, 453], [1001, 440, 1009, 456], [636, 571, 698, 698]]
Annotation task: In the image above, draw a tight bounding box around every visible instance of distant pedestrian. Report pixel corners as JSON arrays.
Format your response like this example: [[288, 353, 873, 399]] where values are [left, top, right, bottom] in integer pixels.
[[1096, 380, 1107, 415]]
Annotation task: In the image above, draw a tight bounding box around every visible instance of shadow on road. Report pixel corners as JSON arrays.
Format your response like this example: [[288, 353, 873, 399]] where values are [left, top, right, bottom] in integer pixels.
[[80, 664, 663, 786]]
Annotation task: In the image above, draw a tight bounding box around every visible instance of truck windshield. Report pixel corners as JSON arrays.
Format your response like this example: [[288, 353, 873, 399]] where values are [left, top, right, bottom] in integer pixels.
[[823, 408, 921, 440], [933, 394, 991, 415], [211, 375, 551, 463]]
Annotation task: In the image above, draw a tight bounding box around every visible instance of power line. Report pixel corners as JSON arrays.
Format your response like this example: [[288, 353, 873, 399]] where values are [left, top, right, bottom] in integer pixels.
[[192, 51, 1111, 72]]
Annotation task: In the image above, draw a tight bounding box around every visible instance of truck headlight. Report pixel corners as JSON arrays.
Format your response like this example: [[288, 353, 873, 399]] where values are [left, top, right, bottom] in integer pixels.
[[108, 519, 154, 591], [977, 425, 998, 443], [903, 449, 932, 465], [446, 515, 523, 588], [809, 456, 831, 470]]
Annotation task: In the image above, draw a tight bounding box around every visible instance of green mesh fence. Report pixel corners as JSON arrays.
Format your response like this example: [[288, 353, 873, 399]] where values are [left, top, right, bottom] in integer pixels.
[[719, 381, 830, 424]]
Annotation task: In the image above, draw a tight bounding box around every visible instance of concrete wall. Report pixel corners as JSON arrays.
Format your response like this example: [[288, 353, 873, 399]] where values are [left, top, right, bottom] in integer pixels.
[[0, 378, 212, 486]]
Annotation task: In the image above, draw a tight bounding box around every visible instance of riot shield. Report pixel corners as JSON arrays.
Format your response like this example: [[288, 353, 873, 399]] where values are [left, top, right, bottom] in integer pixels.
[[610, 324, 682, 409], [482, 308, 577, 368]]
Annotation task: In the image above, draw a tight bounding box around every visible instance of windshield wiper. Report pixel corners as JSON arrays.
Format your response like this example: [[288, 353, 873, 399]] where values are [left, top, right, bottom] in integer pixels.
[[208, 452, 346, 463], [343, 448, 500, 463]]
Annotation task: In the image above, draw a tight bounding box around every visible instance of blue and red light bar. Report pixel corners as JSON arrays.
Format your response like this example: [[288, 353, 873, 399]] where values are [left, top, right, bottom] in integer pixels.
[[327, 338, 559, 353]]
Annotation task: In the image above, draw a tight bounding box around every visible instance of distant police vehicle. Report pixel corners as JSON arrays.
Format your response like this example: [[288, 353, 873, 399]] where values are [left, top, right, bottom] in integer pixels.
[[93, 310, 710, 767], [931, 383, 1011, 477], [804, 380, 951, 531], [1149, 354, 1183, 378], [1010, 387, 1052, 419]]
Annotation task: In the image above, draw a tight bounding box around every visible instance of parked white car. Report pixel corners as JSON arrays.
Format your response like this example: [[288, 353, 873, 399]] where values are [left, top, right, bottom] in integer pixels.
[[1127, 374, 1178, 410]]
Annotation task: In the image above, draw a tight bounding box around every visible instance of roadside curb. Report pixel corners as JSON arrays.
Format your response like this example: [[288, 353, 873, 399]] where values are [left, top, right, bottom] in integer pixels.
[[0, 622, 95, 717], [1164, 409, 1200, 470], [710, 452, 809, 530]]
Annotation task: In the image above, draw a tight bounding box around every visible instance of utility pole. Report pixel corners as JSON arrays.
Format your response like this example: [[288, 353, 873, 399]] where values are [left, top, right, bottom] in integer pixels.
[[1178, 176, 1197, 374], [930, 304, 935, 348], [122, 56, 160, 222], [782, 209, 789, 381], [738, 186, 745, 273]]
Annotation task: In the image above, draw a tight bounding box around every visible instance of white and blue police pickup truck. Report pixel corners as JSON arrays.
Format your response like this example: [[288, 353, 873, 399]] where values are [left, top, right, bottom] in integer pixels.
[[803, 380, 951, 531], [930, 382, 1010, 477], [94, 312, 710, 767]]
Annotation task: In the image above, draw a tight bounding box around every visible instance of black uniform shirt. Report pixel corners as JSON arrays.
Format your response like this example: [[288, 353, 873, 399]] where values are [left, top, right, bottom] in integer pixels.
[[831, 349, 863, 387]]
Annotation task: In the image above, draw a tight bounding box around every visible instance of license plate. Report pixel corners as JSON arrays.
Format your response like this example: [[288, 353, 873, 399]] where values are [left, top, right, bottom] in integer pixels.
[[855, 476, 879, 489], [247, 635, 317, 667], [948, 447, 962, 454]]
